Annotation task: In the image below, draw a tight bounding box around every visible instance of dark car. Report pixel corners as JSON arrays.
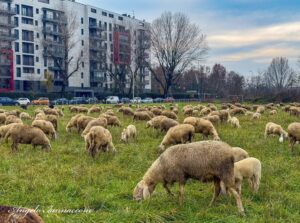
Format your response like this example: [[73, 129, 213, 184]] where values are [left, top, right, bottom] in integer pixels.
[[0, 97, 19, 106], [153, 97, 164, 103], [120, 97, 131, 104], [69, 97, 87, 104], [164, 97, 175, 103], [86, 97, 98, 104], [52, 98, 69, 105]]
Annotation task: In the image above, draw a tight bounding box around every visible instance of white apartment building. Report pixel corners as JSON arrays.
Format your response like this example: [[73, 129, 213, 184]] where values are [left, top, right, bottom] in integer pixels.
[[0, 0, 151, 96]]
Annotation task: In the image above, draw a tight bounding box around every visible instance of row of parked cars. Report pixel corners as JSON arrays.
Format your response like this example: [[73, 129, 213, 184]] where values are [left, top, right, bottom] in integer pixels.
[[0, 96, 175, 106]]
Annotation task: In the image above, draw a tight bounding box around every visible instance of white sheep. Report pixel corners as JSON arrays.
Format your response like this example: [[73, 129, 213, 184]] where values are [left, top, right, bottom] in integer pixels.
[[228, 116, 240, 128], [264, 122, 288, 143], [121, 124, 137, 143]]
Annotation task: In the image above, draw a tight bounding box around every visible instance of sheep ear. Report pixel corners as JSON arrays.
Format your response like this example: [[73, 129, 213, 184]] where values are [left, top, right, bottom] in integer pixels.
[[143, 186, 151, 199], [279, 135, 284, 143]]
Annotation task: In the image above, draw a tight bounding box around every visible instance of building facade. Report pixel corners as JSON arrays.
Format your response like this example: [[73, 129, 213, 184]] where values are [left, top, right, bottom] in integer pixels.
[[0, 0, 151, 95]]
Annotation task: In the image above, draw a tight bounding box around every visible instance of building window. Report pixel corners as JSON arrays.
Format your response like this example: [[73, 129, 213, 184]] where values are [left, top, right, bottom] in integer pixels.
[[35, 20, 38, 26], [36, 33, 39, 38], [35, 45, 39, 50], [36, 8, 39, 14], [81, 72, 83, 79], [81, 18, 84, 24], [109, 23, 112, 31], [44, 57, 47, 66], [17, 68, 21, 77], [21, 5, 33, 17], [23, 67, 34, 73], [22, 55, 34, 66], [81, 51, 83, 57], [82, 62, 84, 68], [16, 5, 20, 14], [36, 57, 39, 62], [81, 83, 84, 88], [37, 69, 40, 74], [109, 14, 114, 18], [16, 55, 21, 65], [38, 0, 50, 3], [81, 29, 84, 35], [15, 42, 19, 52], [22, 18, 34, 25], [91, 8, 96, 13], [81, 40, 84, 46], [22, 42, 34, 54], [102, 11, 107, 16], [118, 16, 123, 21], [15, 30, 19, 39], [14, 17, 19, 27], [22, 30, 34, 41], [109, 33, 112, 41]]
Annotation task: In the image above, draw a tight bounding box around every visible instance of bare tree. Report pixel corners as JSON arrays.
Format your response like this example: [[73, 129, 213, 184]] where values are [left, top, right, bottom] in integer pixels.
[[149, 12, 207, 97], [42, 9, 85, 96], [264, 57, 296, 91]]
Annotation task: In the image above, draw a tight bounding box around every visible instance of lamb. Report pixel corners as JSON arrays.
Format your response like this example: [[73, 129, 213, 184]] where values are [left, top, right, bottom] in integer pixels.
[[81, 117, 108, 137], [4, 124, 51, 152], [183, 117, 220, 140], [88, 106, 102, 114], [228, 116, 240, 128], [5, 115, 23, 125], [158, 124, 195, 152], [264, 122, 288, 142], [0, 205, 44, 223], [252, 112, 261, 120], [121, 124, 137, 143], [133, 111, 152, 121], [32, 120, 57, 140], [66, 114, 84, 132], [233, 157, 261, 195], [84, 126, 116, 157], [20, 112, 32, 120], [287, 122, 300, 151], [133, 141, 245, 215], [0, 113, 6, 125], [161, 110, 178, 120]]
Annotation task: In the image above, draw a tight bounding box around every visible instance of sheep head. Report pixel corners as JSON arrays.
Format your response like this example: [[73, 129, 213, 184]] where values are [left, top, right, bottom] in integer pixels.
[[121, 130, 127, 142], [146, 121, 152, 128], [133, 180, 151, 201]]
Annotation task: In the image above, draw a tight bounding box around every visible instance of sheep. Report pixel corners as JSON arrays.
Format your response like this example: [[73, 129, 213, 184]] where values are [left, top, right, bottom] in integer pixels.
[[256, 106, 266, 114], [121, 124, 137, 143], [200, 107, 211, 116], [0, 205, 44, 223], [54, 108, 64, 117], [84, 126, 116, 157], [230, 108, 246, 115], [203, 115, 220, 125], [245, 111, 254, 116], [184, 108, 194, 116], [20, 112, 32, 120], [228, 116, 240, 128], [158, 124, 195, 152], [161, 110, 178, 120], [151, 108, 162, 116], [269, 110, 277, 115], [160, 117, 179, 132], [100, 114, 121, 126], [5, 115, 23, 125], [105, 109, 115, 116], [119, 107, 134, 116], [32, 120, 57, 140], [183, 117, 220, 140], [4, 124, 51, 152], [81, 117, 108, 137], [76, 115, 95, 133], [233, 157, 261, 195], [43, 108, 59, 117], [0, 108, 6, 113], [66, 114, 84, 132], [252, 112, 261, 120], [5, 110, 20, 117], [287, 122, 300, 151], [0, 113, 6, 125], [133, 111, 152, 121], [0, 123, 22, 139], [35, 114, 58, 131], [210, 110, 229, 122], [230, 147, 249, 162], [146, 116, 166, 130], [133, 141, 245, 215], [264, 122, 288, 142], [88, 106, 102, 114], [289, 106, 300, 116]]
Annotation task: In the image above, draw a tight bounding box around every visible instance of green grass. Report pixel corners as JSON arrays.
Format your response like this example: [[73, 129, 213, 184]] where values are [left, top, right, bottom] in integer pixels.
[[0, 103, 300, 222]]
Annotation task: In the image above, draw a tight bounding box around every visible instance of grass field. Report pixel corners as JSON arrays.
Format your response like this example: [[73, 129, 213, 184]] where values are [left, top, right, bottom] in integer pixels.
[[0, 103, 300, 223]]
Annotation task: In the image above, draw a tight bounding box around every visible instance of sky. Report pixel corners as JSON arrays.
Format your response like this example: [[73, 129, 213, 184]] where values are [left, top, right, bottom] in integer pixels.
[[77, 0, 300, 76]]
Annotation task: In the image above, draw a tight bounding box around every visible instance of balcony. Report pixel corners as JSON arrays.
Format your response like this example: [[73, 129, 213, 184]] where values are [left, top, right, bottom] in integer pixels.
[[0, 32, 17, 41], [0, 60, 10, 66], [0, 20, 16, 28], [43, 27, 63, 36], [0, 6, 16, 15], [89, 45, 106, 52], [89, 24, 105, 31], [89, 34, 106, 42], [42, 15, 66, 24], [90, 73, 105, 82], [44, 39, 64, 48], [43, 50, 65, 58], [48, 65, 65, 71]]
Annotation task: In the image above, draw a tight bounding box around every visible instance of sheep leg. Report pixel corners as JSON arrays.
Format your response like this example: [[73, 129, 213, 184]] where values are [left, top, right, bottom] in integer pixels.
[[11, 142, 18, 152], [210, 179, 221, 206], [163, 183, 174, 196], [229, 188, 245, 216], [178, 184, 185, 205]]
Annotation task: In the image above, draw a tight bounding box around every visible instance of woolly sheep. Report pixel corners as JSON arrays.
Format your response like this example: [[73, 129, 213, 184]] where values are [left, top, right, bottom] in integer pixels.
[[233, 157, 261, 195], [146, 116, 166, 130], [200, 107, 211, 116], [230, 147, 249, 162], [133, 111, 152, 121], [269, 110, 277, 115], [66, 114, 84, 132], [121, 124, 137, 143], [161, 110, 177, 120], [158, 124, 195, 152], [5, 115, 23, 125], [230, 108, 246, 115], [81, 117, 108, 137], [287, 122, 300, 151], [252, 112, 261, 120], [100, 114, 121, 126], [151, 108, 162, 116], [5, 110, 20, 117], [20, 112, 32, 120], [84, 126, 116, 157], [0, 123, 22, 139], [0, 205, 44, 223], [0, 113, 6, 125], [264, 122, 288, 142], [5, 124, 51, 152], [119, 107, 134, 116], [133, 141, 245, 215], [256, 106, 266, 114], [203, 115, 220, 125], [88, 106, 102, 114], [76, 115, 95, 133], [35, 114, 58, 131], [228, 116, 240, 128], [160, 117, 179, 132], [32, 120, 57, 140]]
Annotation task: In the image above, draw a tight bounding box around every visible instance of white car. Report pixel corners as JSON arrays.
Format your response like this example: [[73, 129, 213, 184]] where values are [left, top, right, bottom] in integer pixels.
[[106, 96, 119, 104], [17, 98, 31, 105], [131, 97, 141, 104], [142, 97, 153, 103]]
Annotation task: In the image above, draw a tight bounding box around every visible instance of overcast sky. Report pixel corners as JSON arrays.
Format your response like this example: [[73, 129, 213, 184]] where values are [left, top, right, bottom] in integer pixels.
[[77, 0, 300, 76]]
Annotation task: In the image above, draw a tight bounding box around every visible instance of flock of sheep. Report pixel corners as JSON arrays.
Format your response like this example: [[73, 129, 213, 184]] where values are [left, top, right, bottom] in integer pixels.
[[0, 102, 300, 221]]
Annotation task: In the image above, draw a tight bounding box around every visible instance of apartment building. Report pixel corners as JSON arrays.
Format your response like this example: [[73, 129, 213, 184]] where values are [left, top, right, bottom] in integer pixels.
[[0, 0, 151, 95]]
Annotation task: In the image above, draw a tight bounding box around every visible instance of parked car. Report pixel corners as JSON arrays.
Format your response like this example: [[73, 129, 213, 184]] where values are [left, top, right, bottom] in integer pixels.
[[32, 97, 50, 105], [142, 97, 153, 103], [17, 98, 31, 106], [164, 97, 175, 103], [52, 98, 69, 105], [106, 96, 119, 104], [86, 97, 98, 104], [120, 97, 131, 104], [0, 97, 19, 106], [69, 97, 87, 104], [153, 97, 164, 103], [131, 97, 141, 104]]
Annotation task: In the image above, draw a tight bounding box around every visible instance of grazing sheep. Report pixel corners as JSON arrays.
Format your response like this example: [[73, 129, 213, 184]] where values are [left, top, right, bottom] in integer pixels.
[[146, 116, 166, 130], [119, 107, 134, 116], [84, 126, 116, 157], [158, 124, 195, 152], [0, 205, 44, 223], [5, 115, 23, 125], [5, 110, 21, 117], [81, 117, 108, 137], [88, 106, 102, 114], [256, 106, 266, 114], [230, 147, 249, 162], [32, 120, 57, 140], [200, 107, 211, 116], [228, 116, 240, 128], [160, 117, 179, 132], [230, 108, 246, 115], [184, 108, 194, 116], [151, 108, 162, 116], [4, 124, 51, 152], [133, 141, 245, 215], [252, 112, 261, 120], [133, 111, 152, 121], [0, 123, 22, 139], [161, 110, 177, 120], [289, 106, 300, 116], [43, 108, 59, 117], [269, 110, 277, 115], [0, 113, 6, 125], [183, 117, 220, 140], [20, 112, 32, 120], [264, 122, 288, 142], [100, 114, 121, 126], [76, 115, 95, 133], [121, 124, 137, 143], [287, 122, 300, 151], [211, 110, 229, 122], [66, 114, 84, 132], [203, 115, 220, 125], [233, 157, 261, 195], [35, 114, 58, 131]]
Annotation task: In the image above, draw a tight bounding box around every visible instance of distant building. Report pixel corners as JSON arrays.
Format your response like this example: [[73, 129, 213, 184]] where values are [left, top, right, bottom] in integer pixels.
[[0, 0, 151, 96]]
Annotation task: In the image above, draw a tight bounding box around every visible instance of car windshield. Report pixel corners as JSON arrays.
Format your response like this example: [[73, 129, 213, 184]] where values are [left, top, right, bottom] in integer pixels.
[[39, 98, 48, 100], [19, 98, 27, 100]]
